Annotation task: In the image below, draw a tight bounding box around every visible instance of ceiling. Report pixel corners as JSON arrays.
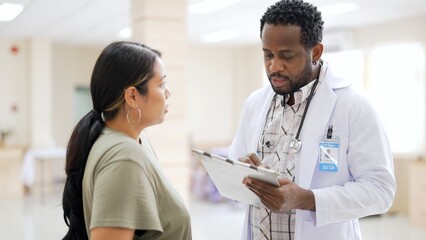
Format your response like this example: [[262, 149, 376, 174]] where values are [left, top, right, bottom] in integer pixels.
[[1, 0, 426, 47]]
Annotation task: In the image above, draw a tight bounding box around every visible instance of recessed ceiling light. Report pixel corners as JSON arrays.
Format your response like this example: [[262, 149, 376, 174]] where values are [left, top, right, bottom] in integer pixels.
[[117, 27, 132, 39], [189, 0, 243, 14], [202, 29, 239, 43], [320, 2, 359, 17], [0, 3, 24, 22]]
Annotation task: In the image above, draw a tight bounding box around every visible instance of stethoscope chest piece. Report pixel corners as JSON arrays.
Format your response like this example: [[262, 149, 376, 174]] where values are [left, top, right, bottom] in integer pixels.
[[289, 139, 302, 153]]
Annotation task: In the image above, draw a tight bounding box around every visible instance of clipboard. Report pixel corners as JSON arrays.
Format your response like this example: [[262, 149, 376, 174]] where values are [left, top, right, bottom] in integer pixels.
[[192, 148, 280, 208]]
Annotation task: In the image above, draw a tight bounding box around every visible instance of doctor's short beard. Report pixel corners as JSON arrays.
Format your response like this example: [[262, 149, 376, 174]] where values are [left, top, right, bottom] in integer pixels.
[[268, 59, 313, 96]]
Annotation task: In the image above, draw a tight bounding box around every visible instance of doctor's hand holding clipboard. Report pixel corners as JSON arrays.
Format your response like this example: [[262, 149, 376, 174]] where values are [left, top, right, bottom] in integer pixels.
[[240, 153, 316, 213]]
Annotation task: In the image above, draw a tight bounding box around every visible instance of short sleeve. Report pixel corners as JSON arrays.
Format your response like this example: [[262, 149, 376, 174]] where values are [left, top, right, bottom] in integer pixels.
[[89, 160, 163, 233]]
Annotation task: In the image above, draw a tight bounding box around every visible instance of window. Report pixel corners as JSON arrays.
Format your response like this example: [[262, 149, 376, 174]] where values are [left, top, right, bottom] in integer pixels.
[[323, 50, 364, 90], [74, 86, 92, 124], [366, 42, 424, 154]]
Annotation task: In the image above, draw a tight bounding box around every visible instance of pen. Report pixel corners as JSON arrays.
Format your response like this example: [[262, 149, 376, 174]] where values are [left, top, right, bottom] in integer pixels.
[[327, 125, 333, 139]]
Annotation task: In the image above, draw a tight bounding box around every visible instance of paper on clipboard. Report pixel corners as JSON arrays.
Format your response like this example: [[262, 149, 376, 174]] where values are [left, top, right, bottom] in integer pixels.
[[192, 148, 280, 208]]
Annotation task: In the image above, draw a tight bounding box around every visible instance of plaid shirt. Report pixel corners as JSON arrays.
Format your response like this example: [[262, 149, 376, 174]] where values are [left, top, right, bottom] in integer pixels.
[[250, 79, 320, 240]]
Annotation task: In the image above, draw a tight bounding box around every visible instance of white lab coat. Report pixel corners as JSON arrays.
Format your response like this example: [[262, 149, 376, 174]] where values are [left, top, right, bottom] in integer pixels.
[[229, 62, 396, 240]]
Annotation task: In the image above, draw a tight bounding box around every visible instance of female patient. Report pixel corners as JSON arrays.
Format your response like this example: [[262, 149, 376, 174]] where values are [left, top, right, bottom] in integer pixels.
[[62, 41, 192, 240]]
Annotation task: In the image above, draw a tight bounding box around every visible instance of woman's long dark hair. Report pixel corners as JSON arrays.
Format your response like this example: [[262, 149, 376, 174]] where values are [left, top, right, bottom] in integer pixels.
[[62, 41, 161, 240]]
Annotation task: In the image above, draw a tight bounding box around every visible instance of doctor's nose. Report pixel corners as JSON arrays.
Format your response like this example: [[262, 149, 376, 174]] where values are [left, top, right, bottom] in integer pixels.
[[269, 58, 285, 72]]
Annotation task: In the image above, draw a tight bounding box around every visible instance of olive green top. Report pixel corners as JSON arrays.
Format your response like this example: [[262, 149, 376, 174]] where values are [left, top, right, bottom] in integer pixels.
[[83, 128, 191, 239]]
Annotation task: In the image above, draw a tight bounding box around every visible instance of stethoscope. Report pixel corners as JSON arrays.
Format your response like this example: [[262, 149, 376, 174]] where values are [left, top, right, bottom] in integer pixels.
[[259, 61, 322, 153]]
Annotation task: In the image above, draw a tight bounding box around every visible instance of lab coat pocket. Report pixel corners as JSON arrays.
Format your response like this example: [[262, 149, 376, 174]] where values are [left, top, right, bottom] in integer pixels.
[[301, 220, 354, 240]]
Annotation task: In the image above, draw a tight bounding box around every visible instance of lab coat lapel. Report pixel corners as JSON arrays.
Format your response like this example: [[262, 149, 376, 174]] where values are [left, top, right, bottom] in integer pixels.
[[249, 88, 275, 152], [296, 79, 337, 188]]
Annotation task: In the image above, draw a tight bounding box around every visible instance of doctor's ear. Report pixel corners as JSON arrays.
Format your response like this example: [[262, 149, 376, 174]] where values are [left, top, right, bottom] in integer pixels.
[[311, 43, 323, 64]]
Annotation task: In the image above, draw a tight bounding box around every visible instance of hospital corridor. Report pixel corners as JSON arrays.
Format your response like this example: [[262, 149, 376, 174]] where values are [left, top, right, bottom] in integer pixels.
[[1, 0, 426, 239]]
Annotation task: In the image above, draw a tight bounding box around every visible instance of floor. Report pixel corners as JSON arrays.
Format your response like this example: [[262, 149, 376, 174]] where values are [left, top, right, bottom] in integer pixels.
[[1, 189, 426, 240]]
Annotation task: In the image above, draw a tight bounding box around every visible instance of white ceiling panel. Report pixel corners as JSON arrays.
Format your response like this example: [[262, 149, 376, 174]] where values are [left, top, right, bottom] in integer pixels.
[[0, 0, 425, 47]]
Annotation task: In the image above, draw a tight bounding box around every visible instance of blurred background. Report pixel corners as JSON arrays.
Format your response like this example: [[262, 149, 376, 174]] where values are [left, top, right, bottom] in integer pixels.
[[0, 0, 425, 239]]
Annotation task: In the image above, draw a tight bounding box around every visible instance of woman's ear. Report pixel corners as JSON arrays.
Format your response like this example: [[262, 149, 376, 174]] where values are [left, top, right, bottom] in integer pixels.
[[123, 86, 138, 108]]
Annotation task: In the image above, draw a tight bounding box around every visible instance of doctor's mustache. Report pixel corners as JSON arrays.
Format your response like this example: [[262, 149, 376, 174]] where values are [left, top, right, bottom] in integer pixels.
[[268, 72, 290, 81]]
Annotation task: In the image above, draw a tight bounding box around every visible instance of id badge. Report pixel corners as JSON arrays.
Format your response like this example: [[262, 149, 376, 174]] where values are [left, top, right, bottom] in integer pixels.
[[319, 135, 340, 172]]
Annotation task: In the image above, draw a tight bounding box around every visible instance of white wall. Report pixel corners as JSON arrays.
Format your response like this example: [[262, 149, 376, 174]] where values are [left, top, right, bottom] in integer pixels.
[[187, 46, 234, 146], [51, 45, 101, 147], [0, 39, 30, 147], [187, 45, 264, 147], [0, 42, 100, 148]]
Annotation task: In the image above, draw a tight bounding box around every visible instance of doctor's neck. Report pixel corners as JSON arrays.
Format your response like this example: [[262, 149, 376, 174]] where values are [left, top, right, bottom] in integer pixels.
[[286, 64, 321, 106], [287, 94, 296, 106]]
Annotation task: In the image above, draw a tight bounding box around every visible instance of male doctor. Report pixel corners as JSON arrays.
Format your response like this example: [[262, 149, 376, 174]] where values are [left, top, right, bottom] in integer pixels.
[[228, 0, 396, 239]]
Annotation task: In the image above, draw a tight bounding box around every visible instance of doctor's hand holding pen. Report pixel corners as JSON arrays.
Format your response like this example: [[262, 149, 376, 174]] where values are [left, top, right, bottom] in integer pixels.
[[240, 152, 316, 213]]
